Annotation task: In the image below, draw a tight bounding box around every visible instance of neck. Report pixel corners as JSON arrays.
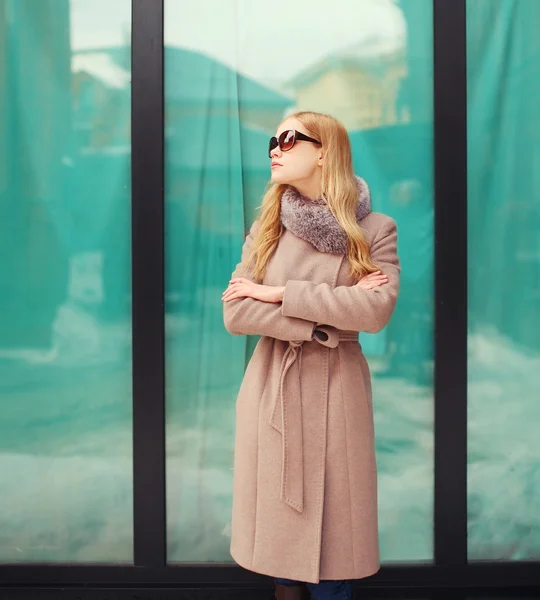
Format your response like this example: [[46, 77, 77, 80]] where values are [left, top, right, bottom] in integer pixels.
[[290, 173, 322, 201]]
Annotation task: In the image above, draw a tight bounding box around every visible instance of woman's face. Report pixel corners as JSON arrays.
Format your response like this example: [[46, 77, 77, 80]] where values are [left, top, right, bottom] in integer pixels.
[[269, 117, 323, 188]]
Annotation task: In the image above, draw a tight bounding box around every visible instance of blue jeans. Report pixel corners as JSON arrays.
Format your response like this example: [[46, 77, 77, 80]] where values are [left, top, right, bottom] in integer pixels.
[[275, 577, 352, 599]]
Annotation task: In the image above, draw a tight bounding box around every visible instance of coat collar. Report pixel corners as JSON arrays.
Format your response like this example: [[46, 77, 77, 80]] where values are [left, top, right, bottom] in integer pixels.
[[280, 176, 371, 255]]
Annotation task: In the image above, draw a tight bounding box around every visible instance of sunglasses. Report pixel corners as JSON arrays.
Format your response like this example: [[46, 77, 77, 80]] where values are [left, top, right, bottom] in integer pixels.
[[268, 129, 321, 158]]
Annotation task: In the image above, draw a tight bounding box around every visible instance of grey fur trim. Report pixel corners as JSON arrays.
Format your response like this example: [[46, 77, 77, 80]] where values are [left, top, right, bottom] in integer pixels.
[[280, 175, 372, 255]]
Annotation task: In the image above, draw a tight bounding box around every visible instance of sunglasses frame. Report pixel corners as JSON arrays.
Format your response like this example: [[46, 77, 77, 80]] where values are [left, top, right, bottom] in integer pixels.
[[268, 129, 322, 158]]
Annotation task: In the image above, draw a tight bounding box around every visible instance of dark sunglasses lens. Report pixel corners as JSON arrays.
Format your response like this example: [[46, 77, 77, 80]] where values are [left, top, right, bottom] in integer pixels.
[[268, 137, 278, 157], [280, 130, 296, 152]]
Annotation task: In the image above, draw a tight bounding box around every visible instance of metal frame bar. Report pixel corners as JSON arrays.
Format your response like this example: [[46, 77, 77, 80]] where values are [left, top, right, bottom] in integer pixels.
[[432, 0, 468, 569], [1, 564, 540, 591], [131, 0, 166, 568]]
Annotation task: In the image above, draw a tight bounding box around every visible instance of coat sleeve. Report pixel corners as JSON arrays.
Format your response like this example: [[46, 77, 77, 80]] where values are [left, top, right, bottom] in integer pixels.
[[223, 220, 317, 342], [280, 217, 400, 333]]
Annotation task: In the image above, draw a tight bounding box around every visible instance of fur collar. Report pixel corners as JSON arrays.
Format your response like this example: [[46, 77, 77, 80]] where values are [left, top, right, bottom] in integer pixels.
[[280, 175, 371, 254]]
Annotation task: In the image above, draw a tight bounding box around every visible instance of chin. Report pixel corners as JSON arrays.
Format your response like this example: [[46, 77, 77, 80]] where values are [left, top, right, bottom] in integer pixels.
[[270, 170, 289, 185]]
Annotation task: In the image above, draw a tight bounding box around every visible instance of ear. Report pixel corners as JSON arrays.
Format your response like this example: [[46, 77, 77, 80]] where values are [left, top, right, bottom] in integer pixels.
[[317, 151, 324, 166]]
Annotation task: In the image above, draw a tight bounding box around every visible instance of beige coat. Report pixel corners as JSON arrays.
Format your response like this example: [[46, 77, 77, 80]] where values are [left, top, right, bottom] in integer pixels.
[[223, 211, 400, 584]]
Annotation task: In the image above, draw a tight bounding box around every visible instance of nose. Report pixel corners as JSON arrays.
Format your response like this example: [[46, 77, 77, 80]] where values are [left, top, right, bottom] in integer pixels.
[[270, 145, 282, 159]]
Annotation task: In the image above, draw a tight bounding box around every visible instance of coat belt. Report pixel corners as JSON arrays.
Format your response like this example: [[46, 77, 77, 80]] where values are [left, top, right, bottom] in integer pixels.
[[268, 327, 359, 513]]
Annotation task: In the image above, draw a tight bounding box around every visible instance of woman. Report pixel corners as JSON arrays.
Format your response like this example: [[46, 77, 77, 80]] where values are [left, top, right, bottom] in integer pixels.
[[222, 111, 400, 600]]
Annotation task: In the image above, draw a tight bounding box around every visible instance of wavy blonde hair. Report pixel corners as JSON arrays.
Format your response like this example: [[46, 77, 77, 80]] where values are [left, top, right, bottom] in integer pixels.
[[246, 111, 379, 283]]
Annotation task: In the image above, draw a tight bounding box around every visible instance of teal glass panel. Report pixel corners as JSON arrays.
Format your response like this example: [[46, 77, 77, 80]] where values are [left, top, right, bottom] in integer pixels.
[[0, 0, 133, 562], [467, 0, 540, 560], [165, 0, 434, 563]]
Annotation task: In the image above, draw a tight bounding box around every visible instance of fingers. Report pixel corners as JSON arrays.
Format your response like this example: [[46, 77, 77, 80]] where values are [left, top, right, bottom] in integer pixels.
[[356, 270, 388, 288], [222, 283, 239, 301], [359, 281, 384, 290], [222, 281, 249, 302], [364, 275, 388, 282], [223, 277, 250, 300], [222, 290, 245, 301], [364, 270, 387, 279]]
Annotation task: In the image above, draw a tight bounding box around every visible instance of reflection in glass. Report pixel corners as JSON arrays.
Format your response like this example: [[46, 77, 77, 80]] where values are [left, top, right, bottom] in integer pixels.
[[165, 0, 434, 563], [0, 0, 132, 562], [467, 0, 540, 560]]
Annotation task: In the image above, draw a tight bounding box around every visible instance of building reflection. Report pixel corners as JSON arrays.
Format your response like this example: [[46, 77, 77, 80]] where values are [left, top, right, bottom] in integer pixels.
[[0, 0, 438, 388]]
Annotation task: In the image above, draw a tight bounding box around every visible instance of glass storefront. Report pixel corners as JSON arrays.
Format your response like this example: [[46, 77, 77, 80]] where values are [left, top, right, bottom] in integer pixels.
[[0, 0, 133, 562], [163, 0, 435, 564], [467, 0, 540, 561], [0, 0, 538, 587]]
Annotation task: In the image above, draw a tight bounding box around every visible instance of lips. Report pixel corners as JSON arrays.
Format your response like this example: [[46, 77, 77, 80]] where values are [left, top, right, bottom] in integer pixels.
[[271, 162, 282, 168]]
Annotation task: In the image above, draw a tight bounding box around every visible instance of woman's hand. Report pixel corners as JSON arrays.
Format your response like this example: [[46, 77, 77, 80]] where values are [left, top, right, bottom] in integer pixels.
[[222, 270, 387, 303], [222, 277, 285, 303], [356, 270, 388, 290]]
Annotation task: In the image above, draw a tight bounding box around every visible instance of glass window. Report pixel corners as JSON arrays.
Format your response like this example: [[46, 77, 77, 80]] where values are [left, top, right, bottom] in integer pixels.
[[0, 0, 133, 563], [467, 0, 540, 561], [165, 0, 434, 563]]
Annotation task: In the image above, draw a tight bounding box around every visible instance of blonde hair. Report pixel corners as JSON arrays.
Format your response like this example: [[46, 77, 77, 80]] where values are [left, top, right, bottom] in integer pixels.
[[247, 111, 379, 283]]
